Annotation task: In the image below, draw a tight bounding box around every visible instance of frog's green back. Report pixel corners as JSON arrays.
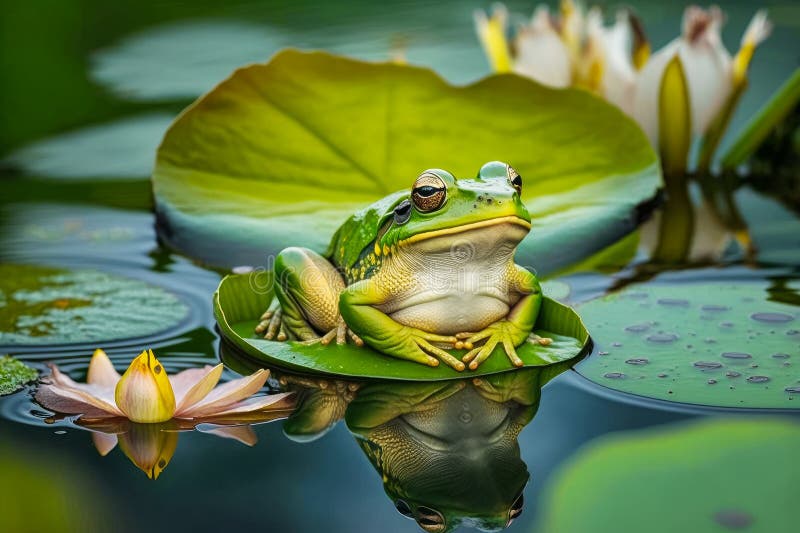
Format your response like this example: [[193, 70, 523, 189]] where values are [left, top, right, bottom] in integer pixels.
[[325, 190, 407, 271]]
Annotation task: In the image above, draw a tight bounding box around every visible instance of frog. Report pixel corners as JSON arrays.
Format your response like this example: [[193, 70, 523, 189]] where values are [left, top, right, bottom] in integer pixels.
[[255, 161, 551, 372]]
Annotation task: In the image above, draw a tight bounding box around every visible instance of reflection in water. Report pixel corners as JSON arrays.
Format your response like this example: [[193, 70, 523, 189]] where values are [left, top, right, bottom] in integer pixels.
[[274, 361, 574, 532], [74, 411, 293, 479]]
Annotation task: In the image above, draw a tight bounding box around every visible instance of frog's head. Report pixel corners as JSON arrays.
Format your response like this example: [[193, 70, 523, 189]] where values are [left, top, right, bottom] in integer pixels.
[[376, 162, 531, 255]]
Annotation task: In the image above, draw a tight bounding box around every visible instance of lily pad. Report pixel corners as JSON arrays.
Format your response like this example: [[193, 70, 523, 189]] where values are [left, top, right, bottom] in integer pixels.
[[576, 282, 800, 409], [0, 264, 189, 346], [0, 355, 38, 395], [539, 419, 799, 533], [153, 49, 660, 275], [213, 272, 590, 381]]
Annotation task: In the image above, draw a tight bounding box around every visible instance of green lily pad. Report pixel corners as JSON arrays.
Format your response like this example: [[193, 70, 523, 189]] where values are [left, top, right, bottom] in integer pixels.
[[0, 355, 38, 395], [576, 282, 800, 409], [213, 272, 590, 381], [539, 418, 799, 533], [0, 264, 189, 346], [153, 49, 660, 274]]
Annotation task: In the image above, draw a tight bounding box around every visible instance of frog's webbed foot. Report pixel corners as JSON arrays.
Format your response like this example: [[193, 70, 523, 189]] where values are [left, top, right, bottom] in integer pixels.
[[300, 317, 364, 347], [528, 332, 553, 345], [255, 303, 289, 341], [458, 320, 527, 370], [401, 330, 464, 371]]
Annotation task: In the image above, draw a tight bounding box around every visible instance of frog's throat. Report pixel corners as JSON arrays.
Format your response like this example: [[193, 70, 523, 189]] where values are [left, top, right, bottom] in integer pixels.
[[397, 216, 531, 246]]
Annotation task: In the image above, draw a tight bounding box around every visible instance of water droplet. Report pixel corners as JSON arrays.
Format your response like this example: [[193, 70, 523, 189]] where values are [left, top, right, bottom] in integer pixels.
[[694, 361, 723, 369], [704, 337, 716, 343], [625, 323, 651, 333], [625, 358, 649, 365], [714, 509, 753, 530], [658, 298, 689, 307], [785, 386, 800, 394], [54, 430, 67, 435], [598, 351, 609, 356], [771, 353, 790, 359], [726, 371, 741, 378], [750, 312, 794, 323], [721, 352, 752, 360], [647, 333, 678, 343], [750, 364, 759, 368], [702, 305, 729, 312], [719, 322, 734, 328], [604, 372, 625, 379], [612, 342, 623, 347], [788, 330, 799, 336], [746, 375, 770, 384], [708, 379, 717, 384], [658, 373, 668, 378]]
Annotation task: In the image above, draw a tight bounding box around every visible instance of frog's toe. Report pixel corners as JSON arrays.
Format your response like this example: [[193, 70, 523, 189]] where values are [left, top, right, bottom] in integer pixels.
[[319, 328, 338, 345], [347, 329, 364, 346], [263, 309, 284, 340], [528, 333, 553, 346]]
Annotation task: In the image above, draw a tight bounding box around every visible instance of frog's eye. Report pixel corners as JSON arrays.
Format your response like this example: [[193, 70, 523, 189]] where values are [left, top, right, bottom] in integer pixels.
[[507, 165, 522, 193], [416, 506, 446, 533], [411, 173, 447, 213], [393, 199, 412, 225], [395, 500, 413, 519]]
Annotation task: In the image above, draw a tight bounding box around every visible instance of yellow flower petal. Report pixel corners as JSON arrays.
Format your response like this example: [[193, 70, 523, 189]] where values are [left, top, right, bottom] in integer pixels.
[[87, 349, 120, 388], [658, 55, 692, 177], [474, 5, 513, 73], [115, 350, 175, 423], [171, 364, 224, 416], [117, 423, 178, 480]]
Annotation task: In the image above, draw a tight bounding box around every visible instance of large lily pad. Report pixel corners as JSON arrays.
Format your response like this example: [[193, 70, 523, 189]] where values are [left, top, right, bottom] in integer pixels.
[[0, 264, 189, 346], [539, 418, 798, 533], [576, 282, 800, 409], [153, 50, 660, 274], [213, 272, 590, 381]]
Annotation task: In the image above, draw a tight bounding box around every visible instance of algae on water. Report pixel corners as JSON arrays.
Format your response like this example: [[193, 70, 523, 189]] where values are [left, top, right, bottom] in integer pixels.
[[0, 355, 38, 395]]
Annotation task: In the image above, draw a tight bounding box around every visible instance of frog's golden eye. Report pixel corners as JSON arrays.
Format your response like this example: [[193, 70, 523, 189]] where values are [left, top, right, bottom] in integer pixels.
[[507, 165, 522, 193], [411, 173, 447, 213]]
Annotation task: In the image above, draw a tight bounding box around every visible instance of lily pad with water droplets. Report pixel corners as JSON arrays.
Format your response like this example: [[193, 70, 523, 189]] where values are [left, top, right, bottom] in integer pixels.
[[0, 264, 189, 346], [213, 272, 590, 381], [576, 282, 800, 409], [539, 418, 799, 533]]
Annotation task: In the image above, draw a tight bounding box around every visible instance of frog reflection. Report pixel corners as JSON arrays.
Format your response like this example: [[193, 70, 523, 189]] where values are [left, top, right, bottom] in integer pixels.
[[280, 364, 570, 532]]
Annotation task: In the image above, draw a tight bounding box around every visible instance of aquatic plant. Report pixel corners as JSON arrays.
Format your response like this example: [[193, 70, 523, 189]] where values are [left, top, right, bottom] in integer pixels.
[[36, 348, 292, 423]]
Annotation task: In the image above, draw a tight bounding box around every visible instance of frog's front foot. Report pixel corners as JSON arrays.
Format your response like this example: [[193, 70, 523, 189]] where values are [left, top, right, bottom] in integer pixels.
[[255, 307, 288, 341], [459, 320, 528, 370], [528, 332, 553, 346], [310, 317, 364, 347]]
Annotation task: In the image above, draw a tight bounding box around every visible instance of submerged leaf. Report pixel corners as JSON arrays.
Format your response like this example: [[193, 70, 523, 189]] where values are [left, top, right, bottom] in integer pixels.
[[0, 264, 188, 346], [214, 272, 590, 381], [0, 355, 38, 396], [539, 418, 799, 533], [153, 50, 660, 275], [576, 281, 800, 409]]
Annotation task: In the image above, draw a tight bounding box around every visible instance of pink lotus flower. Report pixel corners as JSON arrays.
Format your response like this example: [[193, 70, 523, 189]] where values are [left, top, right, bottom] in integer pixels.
[[36, 348, 292, 424]]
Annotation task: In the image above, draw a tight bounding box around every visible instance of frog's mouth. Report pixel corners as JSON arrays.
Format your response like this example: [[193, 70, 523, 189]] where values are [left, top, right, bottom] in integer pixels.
[[397, 215, 531, 247]]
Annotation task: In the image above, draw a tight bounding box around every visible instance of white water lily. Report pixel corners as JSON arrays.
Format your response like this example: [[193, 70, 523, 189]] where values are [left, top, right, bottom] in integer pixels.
[[36, 348, 293, 424], [475, 2, 771, 174]]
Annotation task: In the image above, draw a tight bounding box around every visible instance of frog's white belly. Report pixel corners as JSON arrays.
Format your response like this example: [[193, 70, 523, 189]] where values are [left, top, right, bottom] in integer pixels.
[[374, 224, 524, 334]]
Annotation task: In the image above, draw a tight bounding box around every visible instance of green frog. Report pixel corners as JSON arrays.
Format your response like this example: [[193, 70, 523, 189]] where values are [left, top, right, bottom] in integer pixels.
[[255, 161, 550, 371]]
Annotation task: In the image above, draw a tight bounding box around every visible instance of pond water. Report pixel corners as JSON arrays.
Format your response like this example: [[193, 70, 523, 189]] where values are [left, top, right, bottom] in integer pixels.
[[1, 1, 799, 532]]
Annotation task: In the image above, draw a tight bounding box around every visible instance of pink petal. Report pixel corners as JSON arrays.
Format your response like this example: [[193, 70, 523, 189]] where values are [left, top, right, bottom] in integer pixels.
[[86, 349, 121, 387], [190, 392, 293, 418], [91, 432, 118, 456], [198, 425, 258, 446], [35, 383, 123, 418], [182, 369, 269, 416], [170, 364, 223, 415]]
